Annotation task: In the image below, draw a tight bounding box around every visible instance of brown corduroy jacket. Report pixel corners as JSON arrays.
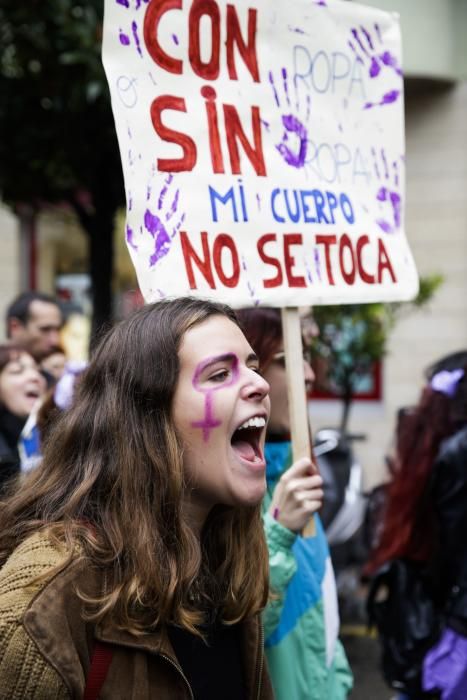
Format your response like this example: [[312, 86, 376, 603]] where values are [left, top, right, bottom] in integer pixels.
[[0, 533, 273, 700]]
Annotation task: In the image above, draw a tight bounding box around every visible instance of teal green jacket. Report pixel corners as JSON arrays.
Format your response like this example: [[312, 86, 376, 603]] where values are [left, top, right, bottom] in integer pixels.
[[263, 441, 353, 700]]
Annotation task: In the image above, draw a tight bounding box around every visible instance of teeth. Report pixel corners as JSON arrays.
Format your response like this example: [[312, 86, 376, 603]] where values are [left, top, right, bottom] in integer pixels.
[[238, 416, 266, 431]]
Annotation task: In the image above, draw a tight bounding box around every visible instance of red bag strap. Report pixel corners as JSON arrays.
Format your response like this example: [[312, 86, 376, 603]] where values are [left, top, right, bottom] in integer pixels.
[[83, 641, 113, 700]]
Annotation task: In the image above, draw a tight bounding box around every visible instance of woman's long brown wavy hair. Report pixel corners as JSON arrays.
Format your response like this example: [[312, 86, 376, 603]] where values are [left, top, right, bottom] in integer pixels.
[[0, 298, 269, 633]]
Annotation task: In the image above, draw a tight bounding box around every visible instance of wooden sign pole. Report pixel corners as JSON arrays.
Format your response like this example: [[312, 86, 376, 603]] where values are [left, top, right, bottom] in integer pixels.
[[281, 307, 316, 537]]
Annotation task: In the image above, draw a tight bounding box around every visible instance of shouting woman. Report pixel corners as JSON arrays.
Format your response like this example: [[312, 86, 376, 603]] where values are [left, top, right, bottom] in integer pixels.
[[0, 298, 273, 700]]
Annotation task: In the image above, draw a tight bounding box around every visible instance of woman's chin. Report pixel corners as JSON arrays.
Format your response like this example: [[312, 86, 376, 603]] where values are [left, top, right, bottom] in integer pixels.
[[230, 480, 267, 508], [7, 406, 30, 419]]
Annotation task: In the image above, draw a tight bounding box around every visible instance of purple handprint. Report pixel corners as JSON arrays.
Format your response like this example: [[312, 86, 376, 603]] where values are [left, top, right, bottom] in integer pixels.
[[269, 67, 311, 169], [376, 187, 401, 233], [277, 114, 308, 167], [373, 147, 402, 234], [348, 23, 402, 109], [144, 175, 185, 267]]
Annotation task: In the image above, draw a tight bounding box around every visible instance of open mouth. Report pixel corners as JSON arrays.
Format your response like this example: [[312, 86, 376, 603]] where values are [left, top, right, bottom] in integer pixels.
[[230, 416, 267, 466], [25, 389, 40, 401]]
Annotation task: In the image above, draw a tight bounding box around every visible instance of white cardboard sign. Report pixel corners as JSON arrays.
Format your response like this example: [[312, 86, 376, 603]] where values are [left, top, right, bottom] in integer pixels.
[[103, 0, 419, 306]]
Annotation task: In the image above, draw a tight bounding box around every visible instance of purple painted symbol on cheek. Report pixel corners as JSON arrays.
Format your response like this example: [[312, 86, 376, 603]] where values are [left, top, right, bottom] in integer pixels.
[[191, 354, 240, 442]]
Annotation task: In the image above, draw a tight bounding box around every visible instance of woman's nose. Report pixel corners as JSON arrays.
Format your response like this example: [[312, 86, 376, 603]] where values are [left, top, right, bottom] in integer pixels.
[[244, 370, 270, 400], [29, 367, 45, 386]]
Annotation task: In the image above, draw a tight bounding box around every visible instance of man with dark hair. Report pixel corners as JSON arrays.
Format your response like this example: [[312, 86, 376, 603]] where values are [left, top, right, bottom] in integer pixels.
[[6, 292, 63, 362]]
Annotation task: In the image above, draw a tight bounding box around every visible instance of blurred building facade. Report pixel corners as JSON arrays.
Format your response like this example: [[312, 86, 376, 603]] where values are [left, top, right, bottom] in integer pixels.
[[0, 206, 137, 339]]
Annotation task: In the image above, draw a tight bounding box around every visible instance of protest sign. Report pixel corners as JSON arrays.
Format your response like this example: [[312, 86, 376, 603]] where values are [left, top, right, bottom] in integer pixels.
[[102, 0, 419, 307]]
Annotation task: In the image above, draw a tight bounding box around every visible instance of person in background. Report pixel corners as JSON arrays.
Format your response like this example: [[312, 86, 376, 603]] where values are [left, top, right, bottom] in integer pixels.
[[18, 360, 88, 475], [5, 291, 63, 363], [40, 346, 67, 382], [0, 298, 273, 699], [0, 344, 46, 494], [33, 360, 88, 452], [238, 307, 353, 700], [367, 352, 467, 700]]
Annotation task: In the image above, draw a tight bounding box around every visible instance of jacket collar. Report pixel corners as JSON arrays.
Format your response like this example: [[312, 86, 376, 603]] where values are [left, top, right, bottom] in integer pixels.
[[95, 615, 168, 655], [24, 554, 264, 698], [96, 604, 263, 696]]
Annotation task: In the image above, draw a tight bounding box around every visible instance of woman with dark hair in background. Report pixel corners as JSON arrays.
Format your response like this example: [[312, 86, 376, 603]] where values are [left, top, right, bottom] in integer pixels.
[[0, 298, 273, 699], [0, 344, 46, 494], [367, 353, 467, 699], [238, 307, 353, 700], [18, 359, 88, 474]]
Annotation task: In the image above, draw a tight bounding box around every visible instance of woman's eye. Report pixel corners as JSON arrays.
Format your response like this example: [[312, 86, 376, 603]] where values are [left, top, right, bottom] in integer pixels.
[[209, 369, 230, 383]]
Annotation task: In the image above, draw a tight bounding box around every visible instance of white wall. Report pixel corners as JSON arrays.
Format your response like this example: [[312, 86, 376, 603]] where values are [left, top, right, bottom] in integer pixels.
[[357, 0, 466, 80]]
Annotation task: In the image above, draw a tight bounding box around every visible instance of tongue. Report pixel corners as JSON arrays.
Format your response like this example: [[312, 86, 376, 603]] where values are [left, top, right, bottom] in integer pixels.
[[232, 440, 256, 462]]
